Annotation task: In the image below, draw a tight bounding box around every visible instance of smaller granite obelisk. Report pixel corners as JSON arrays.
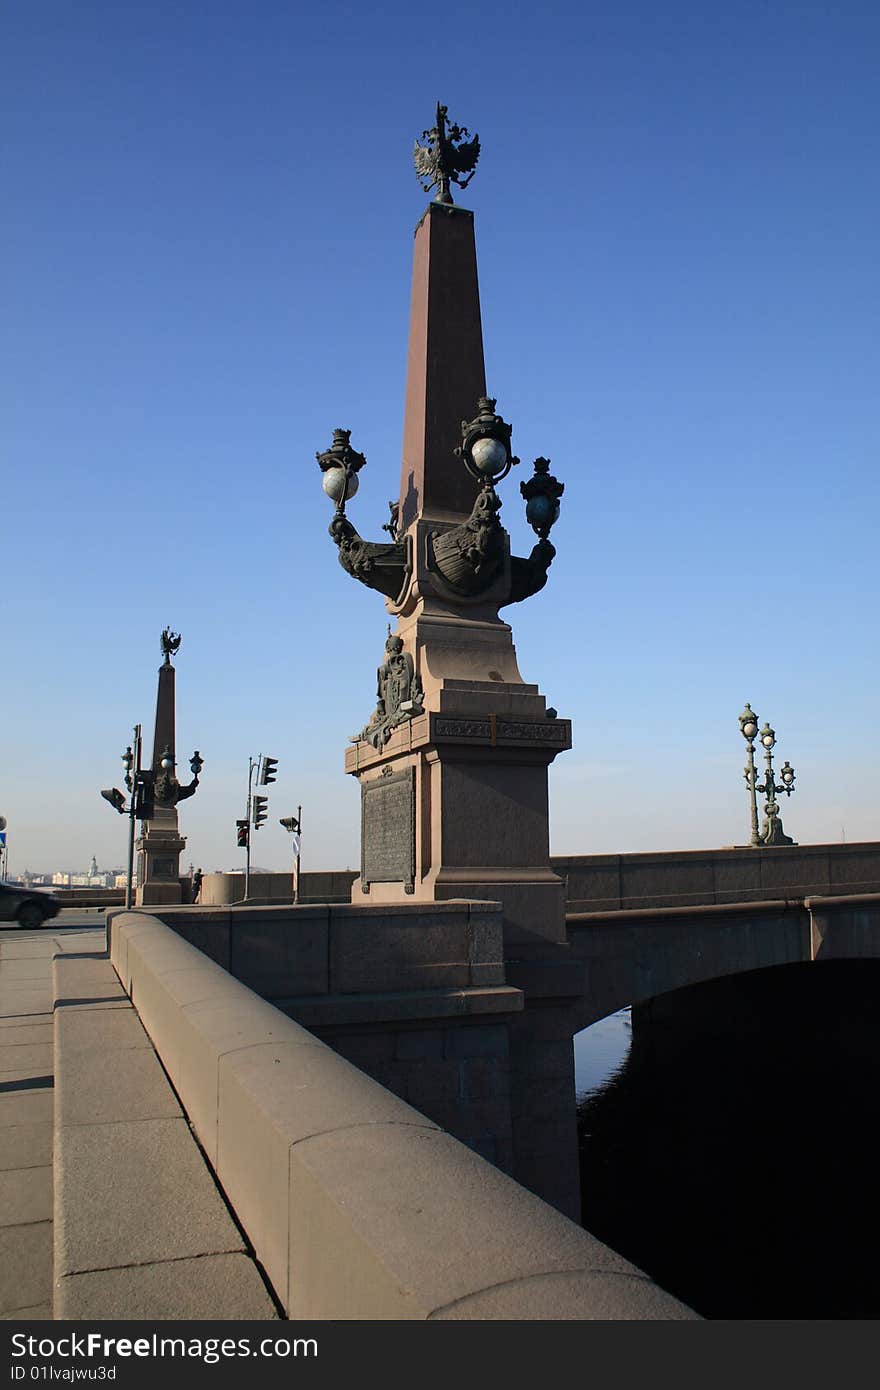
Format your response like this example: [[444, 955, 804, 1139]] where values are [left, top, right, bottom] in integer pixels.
[[135, 628, 201, 905]]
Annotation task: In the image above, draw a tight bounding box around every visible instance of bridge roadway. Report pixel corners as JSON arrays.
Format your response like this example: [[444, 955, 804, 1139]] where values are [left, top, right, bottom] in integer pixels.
[[0, 912, 104, 1319], [1, 911, 278, 1322]]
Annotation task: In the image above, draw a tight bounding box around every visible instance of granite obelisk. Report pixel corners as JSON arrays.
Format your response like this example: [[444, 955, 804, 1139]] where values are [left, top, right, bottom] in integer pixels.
[[327, 108, 570, 945], [136, 629, 201, 905]]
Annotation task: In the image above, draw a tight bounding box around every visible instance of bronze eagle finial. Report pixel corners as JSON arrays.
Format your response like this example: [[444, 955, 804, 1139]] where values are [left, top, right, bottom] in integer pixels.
[[413, 102, 480, 205], [160, 627, 182, 665]]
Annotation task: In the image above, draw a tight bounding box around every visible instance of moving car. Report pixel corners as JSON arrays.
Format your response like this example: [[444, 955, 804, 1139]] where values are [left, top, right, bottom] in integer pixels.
[[0, 881, 60, 929]]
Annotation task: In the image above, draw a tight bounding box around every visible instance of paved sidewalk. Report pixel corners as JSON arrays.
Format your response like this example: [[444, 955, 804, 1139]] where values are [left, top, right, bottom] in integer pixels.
[[0, 920, 105, 1321]]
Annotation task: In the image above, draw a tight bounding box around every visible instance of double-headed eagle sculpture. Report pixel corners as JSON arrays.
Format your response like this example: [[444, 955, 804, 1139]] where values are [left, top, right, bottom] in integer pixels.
[[413, 103, 480, 205], [160, 627, 182, 665]]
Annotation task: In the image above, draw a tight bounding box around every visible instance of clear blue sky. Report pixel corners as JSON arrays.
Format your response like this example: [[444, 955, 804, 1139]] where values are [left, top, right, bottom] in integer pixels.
[[3, 0, 878, 875]]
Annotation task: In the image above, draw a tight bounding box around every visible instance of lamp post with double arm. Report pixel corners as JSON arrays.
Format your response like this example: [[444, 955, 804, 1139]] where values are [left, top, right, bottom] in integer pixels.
[[739, 704, 796, 847]]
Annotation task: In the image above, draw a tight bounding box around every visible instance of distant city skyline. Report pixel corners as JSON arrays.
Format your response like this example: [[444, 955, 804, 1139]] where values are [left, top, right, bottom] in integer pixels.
[[9, 860, 283, 884], [4, 1, 878, 872]]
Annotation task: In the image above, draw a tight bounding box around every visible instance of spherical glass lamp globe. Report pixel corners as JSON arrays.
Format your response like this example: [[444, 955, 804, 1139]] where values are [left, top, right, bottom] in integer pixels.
[[321, 467, 359, 504], [525, 494, 557, 530], [470, 437, 508, 478]]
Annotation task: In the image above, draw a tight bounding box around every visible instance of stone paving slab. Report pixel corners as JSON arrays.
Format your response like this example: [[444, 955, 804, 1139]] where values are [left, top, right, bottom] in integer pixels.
[[0, 1024, 53, 1047], [0, 938, 56, 1323], [55, 1117, 247, 1277], [57, 1254, 279, 1321], [52, 958, 127, 1005], [0, 925, 110, 1322], [52, 947, 281, 1320], [0, 1222, 52, 1313], [0, 1044, 54, 1074], [55, 1008, 151, 1057], [0, 1165, 52, 1226], [54, 954, 118, 983], [51, 996, 130, 1013], [0, 960, 57, 981], [0, 990, 54, 1016], [0, 944, 57, 959], [0, 1302, 52, 1320], [0, 1093, 53, 1128], [56, 1046, 182, 1127], [0, 1123, 53, 1171]]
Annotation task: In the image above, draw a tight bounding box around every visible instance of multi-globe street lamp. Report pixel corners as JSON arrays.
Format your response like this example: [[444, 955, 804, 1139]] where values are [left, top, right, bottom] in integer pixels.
[[100, 725, 146, 909], [102, 733, 203, 908], [315, 396, 565, 610], [738, 703, 797, 847]]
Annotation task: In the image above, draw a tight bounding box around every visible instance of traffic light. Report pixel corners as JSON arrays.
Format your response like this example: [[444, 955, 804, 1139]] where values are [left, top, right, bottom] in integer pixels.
[[134, 773, 155, 821], [259, 756, 279, 785], [253, 796, 269, 829], [236, 819, 249, 848]]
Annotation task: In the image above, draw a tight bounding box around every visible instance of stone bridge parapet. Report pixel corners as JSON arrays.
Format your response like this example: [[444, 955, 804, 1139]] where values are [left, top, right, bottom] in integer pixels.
[[103, 911, 695, 1320]]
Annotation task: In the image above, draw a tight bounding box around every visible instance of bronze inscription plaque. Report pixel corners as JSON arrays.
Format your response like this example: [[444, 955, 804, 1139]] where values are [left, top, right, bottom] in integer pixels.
[[361, 769, 415, 893]]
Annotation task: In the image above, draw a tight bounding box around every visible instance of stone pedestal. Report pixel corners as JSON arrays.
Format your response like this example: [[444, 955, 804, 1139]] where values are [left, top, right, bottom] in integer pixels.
[[347, 728, 569, 945], [137, 809, 186, 906], [346, 566, 570, 944]]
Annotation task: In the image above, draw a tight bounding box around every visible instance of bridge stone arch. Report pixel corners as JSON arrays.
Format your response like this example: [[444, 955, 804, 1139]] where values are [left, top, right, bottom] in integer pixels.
[[563, 894, 880, 1036]]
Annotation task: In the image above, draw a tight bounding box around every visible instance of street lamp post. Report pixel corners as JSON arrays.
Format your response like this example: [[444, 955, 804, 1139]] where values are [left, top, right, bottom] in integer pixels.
[[102, 724, 144, 910], [103, 729, 203, 908], [279, 810, 302, 904], [738, 705, 797, 847], [738, 704, 761, 847], [122, 728, 142, 910], [755, 721, 796, 846]]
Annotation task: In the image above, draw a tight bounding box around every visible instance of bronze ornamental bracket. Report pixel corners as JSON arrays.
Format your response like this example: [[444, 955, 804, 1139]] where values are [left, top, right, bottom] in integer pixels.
[[316, 426, 412, 602], [328, 513, 412, 604]]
